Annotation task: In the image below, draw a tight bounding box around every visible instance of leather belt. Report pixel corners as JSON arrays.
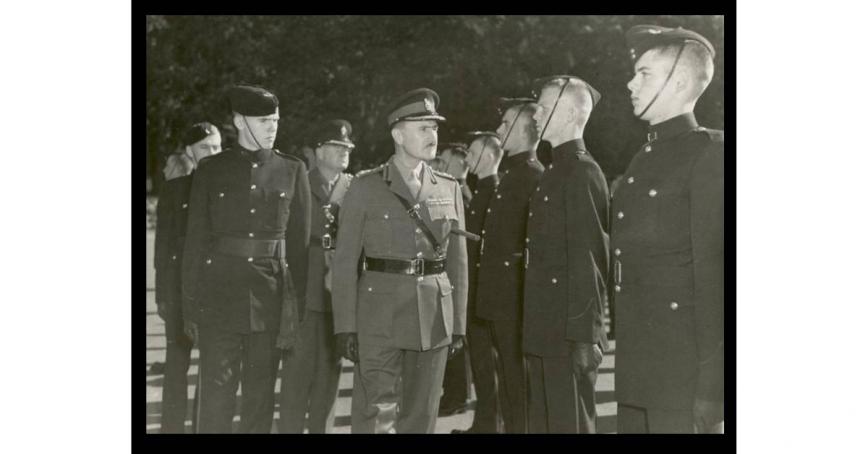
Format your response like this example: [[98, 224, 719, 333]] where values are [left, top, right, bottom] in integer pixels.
[[310, 235, 335, 250], [364, 257, 446, 276], [214, 237, 285, 258]]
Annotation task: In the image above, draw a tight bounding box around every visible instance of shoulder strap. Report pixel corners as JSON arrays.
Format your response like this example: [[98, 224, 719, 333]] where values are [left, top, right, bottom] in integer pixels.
[[390, 193, 445, 258]]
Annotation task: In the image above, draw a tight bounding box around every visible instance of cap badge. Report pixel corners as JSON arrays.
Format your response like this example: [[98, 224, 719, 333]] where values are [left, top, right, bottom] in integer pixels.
[[647, 28, 662, 34], [424, 97, 435, 113], [340, 125, 347, 137]]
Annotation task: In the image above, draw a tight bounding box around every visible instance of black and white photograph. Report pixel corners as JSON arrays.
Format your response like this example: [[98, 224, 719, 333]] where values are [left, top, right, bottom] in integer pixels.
[[143, 14, 726, 435]]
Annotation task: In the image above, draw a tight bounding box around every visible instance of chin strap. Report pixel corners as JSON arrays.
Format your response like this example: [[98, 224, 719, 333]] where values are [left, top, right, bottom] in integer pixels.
[[242, 115, 264, 150], [501, 103, 529, 155], [637, 41, 687, 119], [538, 79, 569, 144], [469, 136, 490, 176]]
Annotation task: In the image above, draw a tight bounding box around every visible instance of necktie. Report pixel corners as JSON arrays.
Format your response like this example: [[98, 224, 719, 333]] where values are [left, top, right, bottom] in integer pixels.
[[405, 168, 422, 200]]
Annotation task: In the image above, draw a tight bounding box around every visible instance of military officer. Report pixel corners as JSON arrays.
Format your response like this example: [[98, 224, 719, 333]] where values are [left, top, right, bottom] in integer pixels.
[[523, 75, 609, 434], [613, 25, 724, 434], [181, 84, 311, 433], [331, 88, 469, 434], [438, 141, 474, 417], [450, 131, 505, 434], [279, 119, 355, 433], [154, 122, 221, 433], [475, 98, 545, 434]]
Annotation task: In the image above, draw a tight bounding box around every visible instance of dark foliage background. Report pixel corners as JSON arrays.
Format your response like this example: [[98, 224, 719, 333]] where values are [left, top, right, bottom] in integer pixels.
[[146, 15, 724, 193]]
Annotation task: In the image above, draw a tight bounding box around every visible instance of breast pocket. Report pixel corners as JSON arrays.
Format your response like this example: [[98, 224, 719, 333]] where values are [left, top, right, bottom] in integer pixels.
[[364, 205, 396, 256], [426, 202, 459, 241]]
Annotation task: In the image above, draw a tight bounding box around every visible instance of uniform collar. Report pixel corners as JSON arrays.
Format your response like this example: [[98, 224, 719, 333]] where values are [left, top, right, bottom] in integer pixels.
[[233, 145, 271, 164], [503, 150, 534, 171], [552, 139, 587, 163], [647, 112, 698, 142]]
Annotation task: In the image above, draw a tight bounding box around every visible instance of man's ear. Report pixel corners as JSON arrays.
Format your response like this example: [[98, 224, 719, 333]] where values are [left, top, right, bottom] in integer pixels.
[[390, 126, 403, 145], [232, 113, 244, 130]]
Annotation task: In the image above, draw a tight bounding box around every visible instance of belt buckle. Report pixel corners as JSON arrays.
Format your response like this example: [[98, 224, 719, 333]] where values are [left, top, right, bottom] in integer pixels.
[[411, 257, 425, 276], [321, 234, 333, 250]]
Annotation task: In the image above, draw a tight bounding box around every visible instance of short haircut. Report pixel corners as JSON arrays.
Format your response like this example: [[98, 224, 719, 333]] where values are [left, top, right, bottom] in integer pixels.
[[506, 102, 543, 143], [651, 40, 715, 100], [446, 146, 468, 159], [539, 79, 595, 123]]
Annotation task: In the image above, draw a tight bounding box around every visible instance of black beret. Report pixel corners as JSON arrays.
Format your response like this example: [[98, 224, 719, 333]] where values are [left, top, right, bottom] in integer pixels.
[[385, 87, 445, 127], [532, 75, 602, 108], [625, 24, 716, 62], [497, 97, 537, 116], [313, 119, 355, 149], [181, 122, 216, 147], [228, 84, 279, 116]]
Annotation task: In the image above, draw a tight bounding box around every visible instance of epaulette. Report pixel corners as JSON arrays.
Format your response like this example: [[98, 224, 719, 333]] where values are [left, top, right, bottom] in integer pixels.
[[432, 169, 457, 181], [695, 127, 724, 143], [355, 164, 386, 178], [274, 148, 302, 161]]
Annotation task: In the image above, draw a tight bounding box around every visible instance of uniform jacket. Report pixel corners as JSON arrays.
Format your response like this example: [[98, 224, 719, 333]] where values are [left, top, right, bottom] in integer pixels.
[[331, 157, 469, 351], [465, 175, 498, 319], [477, 151, 544, 321], [522, 139, 610, 358], [181, 147, 311, 345], [305, 168, 352, 313], [154, 173, 193, 342], [611, 112, 724, 410]]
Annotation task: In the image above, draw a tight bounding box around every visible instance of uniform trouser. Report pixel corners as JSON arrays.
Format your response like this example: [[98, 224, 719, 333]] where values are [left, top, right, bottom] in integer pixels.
[[197, 325, 281, 433], [617, 404, 693, 433], [440, 348, 469, 408], [352, 343, 449, 433], [160, 332, 199, 433], [488, 319, 527, 433], [465, 315, 500, 433], [278, 310, 342, 433], [525, 354, 597, 433]]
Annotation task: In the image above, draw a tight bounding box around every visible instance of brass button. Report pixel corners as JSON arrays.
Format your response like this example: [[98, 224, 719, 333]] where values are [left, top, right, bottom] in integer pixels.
[[250, 184, 257, 190], [383, 213, 389, 219], [171, 255, 177, 261], [486, 208, 491, 213], [250, 208, 256, 214], [481, 229, 485, 235], [475, 263, 480, 268], [496, 194, 502, 199], [528, 212, 533, 217], [548, 164, 553, 169], [543, 196, 549, 202], [615, 285, 621, 293], [181, 203, 188, 209], [644, 145, 652, 152], [504, 261, 510, 267], [614, 248, 621, 256], [536, 186, 541, 192], [474, 190, 478, 195], [252, 163, 258, 168], [248, 232, 254, 238], [280, 192, 286, 197], [627, 177, 634, 184], [525, 237, 530, 243], [471, 210, 475, 215], [505, 170, 510, 174], [205, 259, 212, 265], [649, 189, 658, 197], [551, 278, 557, 284], [617, 211, 624, 219], [247, 257, 254, 262], [670, 302, 679, 311], [415, 227, 422, 234], [367, 287, 373, 292], [219, 192, 225, 198]]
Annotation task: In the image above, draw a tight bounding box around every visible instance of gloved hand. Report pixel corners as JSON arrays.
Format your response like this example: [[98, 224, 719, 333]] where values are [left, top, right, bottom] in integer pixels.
[[335, 332, 359, 363], [183, 320, 198, 347], [448, 335, 465, 359], [693, 398, 724, 433], [569, 341, 603, 376]]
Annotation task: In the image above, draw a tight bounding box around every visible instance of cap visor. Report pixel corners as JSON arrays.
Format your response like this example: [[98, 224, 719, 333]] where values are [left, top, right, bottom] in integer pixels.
[[401, 114, 446, 122], [322, 140, 355, 149]]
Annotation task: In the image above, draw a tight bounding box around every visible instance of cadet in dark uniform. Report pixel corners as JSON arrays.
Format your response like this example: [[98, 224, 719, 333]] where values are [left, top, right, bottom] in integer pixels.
[[476, 99, 545, 434], [154, 122, 221, 433], [279, 119, 355, 433], [450, 132, 504, 433], [613, 25, 724, 434], [331, 88, 469, 434], [524, 75, 609, 433], [181, 85, 311, 433]]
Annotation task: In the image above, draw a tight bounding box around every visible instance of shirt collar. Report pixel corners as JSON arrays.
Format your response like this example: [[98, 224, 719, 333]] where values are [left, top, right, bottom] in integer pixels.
[[647, 112, 699, 142]]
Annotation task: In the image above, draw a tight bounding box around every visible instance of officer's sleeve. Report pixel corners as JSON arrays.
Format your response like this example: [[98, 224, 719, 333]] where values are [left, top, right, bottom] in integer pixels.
[[181, 167, 210, 324], [332, 178, 366, 334], [564, 163, 610, 346], [446, 181, 469, 336], [154, 182, 171, 305], [286, 162, 311, 307], [689, 140, 725, 402]]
